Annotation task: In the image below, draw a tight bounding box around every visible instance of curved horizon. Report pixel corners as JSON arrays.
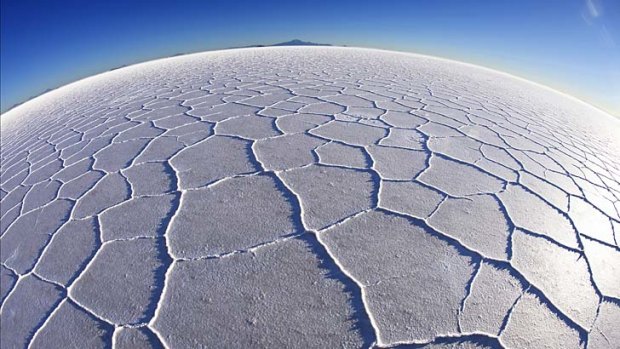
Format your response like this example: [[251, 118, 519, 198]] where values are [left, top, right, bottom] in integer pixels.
[[2, 0, 619, 117], [2, 45, 617, 121]]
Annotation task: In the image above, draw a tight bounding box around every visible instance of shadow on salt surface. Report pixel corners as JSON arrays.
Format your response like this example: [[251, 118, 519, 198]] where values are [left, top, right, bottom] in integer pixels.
[[141, 238, 174, 320], [265, 171, 305, 233], [160, 160, 179, 193], [388, 333, 502, 348], [300, 233, 377, 347], [268, 165, 377, 345], [141, 194, 178, 323]]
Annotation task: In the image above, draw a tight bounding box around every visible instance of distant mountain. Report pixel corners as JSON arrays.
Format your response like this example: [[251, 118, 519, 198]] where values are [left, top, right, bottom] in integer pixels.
[[237, 39, 332, 49], [271, 39, 331, 46]]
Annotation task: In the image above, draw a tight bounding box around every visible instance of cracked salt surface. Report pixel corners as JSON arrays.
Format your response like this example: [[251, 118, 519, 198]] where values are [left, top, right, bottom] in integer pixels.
[[1, 47, 620, 348]]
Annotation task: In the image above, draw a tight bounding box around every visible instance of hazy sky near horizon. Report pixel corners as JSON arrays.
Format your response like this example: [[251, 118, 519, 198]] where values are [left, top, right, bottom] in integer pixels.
[[1, 0, 619, 114]]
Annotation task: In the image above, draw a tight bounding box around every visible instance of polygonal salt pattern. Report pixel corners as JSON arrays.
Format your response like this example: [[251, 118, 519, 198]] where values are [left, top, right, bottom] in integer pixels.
[[1, 47, 619, 348]]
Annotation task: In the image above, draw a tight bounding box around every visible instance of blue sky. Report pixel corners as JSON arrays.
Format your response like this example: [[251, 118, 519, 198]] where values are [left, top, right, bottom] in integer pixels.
[[1, 0, 619, 114]]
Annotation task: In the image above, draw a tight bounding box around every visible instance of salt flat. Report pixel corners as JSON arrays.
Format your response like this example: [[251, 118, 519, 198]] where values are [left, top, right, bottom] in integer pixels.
[[1, 47, 619, 348]]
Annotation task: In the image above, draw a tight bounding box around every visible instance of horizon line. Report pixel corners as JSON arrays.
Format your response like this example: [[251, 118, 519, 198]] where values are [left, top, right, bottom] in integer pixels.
[[2, 44, 617, 120]]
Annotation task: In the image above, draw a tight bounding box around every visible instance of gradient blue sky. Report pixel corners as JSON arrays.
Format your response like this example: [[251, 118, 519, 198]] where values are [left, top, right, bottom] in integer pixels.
[[1, 0, 619, 114]]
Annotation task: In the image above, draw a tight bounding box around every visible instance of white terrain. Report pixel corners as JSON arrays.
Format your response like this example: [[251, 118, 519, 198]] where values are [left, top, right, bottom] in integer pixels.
[[1, 47, 619, 349]]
